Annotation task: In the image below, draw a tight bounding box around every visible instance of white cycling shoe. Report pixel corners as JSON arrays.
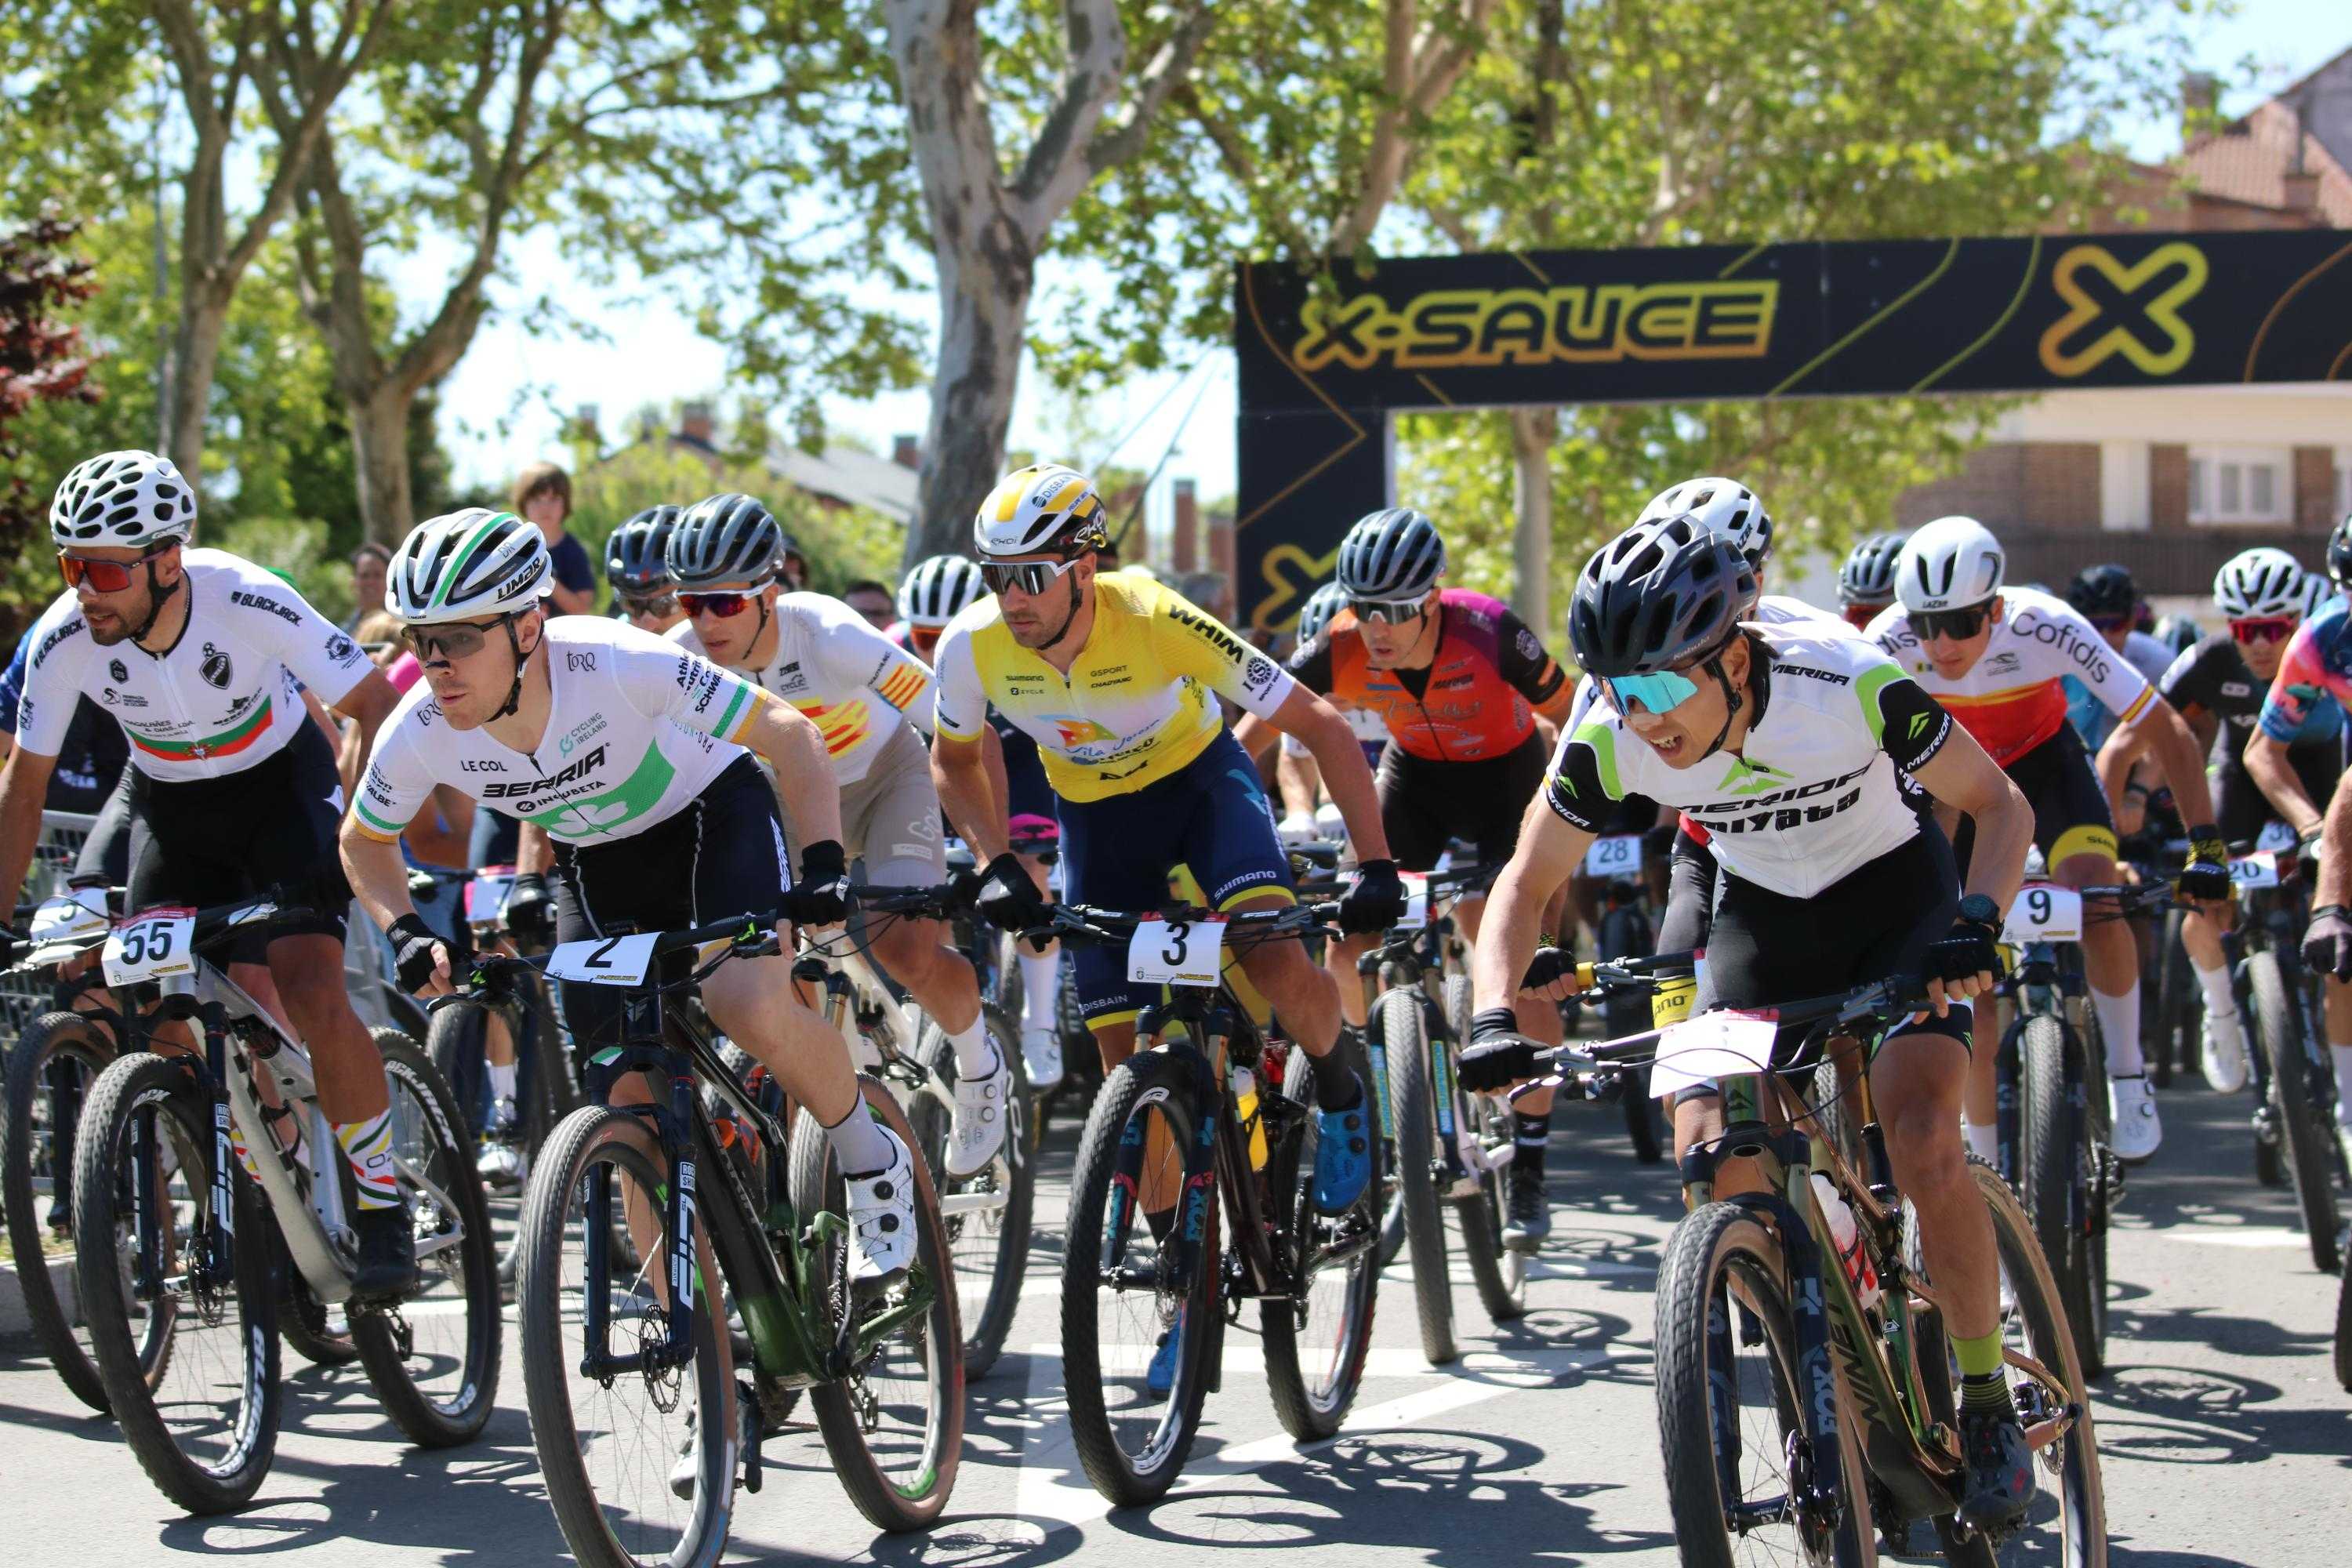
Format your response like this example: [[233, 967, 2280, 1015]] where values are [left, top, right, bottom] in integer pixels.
[[845, 1130, 918, 1283], [946, 1044, 1013, 1178], [2108, 1073, 2162, 1163], [2200, 1011, 2249, 1094], [1021, 1024, 1065, 1092]]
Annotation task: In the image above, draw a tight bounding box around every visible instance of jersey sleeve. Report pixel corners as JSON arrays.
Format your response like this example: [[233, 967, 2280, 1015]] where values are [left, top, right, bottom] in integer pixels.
[[2047, 601, 2154, 724], [1151, 590, 1296, 719], [1543, 720, 1626, 831], [2157, 641, 2216, 717], [0, 633, 29, 736], [930, 619, 988, 742], [350, 698, 437, 841], [1283, 630, 1337, 694], [1855, 662, 1955, 773], [2258, 620, 2339, 741], [228, 565, 373, 706], [1495, 607, 1570, 712], [15, 597, 93, 760], [804, 596, 937, 735], [607, 624, 762, 744]]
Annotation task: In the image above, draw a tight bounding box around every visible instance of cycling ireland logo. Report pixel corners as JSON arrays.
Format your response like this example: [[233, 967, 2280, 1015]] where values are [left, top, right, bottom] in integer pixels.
[[2037, 241, 2207, 379]]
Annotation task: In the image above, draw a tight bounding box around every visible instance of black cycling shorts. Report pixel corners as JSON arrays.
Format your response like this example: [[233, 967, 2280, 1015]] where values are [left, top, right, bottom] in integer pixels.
[[72, 768, 132, 887], [550, 754, 790, 1054], [1377, 732, 1547, 873], [1954, 722, 2114, 876], [125, 721, 346, 944], [2214, 747, 2336, 848], [1655, 826, 1719, 957]]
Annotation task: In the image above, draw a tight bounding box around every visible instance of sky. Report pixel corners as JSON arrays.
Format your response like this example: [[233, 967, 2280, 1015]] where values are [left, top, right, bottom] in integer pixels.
[[424, 2, 2346, 558]]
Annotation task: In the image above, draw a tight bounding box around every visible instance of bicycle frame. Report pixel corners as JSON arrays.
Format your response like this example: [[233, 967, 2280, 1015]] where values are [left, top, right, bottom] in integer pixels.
[[1991, 937, 2097, 1210], [1357, 886, 1486, 1188]]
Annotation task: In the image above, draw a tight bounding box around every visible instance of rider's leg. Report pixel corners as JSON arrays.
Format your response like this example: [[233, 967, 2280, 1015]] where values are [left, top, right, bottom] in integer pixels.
[[869, 913, 989, 1065], [1013, 850, 1062, 1044], [268, 932, 399, 1200], [2325, 973, 2352, 1134], [699, 946, 892, 1170], [1330, 930, 1377, 1029], [2180, 907, 2247, 1087]]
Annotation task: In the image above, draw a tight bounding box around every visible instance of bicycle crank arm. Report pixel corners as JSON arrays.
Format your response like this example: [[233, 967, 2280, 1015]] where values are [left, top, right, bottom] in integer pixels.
[[2023, 1402, 2082, 1453], [936, 1189, 1007, 1217]]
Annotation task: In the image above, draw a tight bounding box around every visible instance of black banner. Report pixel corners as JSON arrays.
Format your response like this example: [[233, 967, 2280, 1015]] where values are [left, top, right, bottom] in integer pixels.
[[1232, 228, 2352, 629]]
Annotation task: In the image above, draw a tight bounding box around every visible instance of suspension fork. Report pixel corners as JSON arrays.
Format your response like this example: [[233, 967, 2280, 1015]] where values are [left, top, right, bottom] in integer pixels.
[[200, 999, 238, 1283]]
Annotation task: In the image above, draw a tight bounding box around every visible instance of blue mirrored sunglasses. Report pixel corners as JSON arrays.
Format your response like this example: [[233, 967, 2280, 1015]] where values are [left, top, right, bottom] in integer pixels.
[[1601, 668, 1701, 716]]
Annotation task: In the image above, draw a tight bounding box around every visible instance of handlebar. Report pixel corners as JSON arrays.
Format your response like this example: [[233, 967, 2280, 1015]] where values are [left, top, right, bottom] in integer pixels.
[[1023, 899, 1343, 951]]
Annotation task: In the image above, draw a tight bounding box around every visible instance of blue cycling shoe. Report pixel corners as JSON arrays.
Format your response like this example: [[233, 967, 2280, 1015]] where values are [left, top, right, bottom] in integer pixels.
[[1147, 1305, 1187, 1397], [1313, 1078, 1372, 1211]]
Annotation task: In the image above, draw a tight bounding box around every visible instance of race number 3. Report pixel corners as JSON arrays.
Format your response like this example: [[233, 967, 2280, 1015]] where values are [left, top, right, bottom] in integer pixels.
[[1127, 917, 1226, 988]]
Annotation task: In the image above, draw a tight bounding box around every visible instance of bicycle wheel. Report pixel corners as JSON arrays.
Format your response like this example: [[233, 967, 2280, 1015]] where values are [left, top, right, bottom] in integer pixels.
[[2334, 1262, 2352, 1393], [520, 1102, 734, 1568], [429, 1000, 526, 1276], [790, 1078, 964, 1532], [2, 1010, 128, 1411], [1654, 1198, 1876, 1567], [1938, 1161, 2106, 1566], [2247, 951, 2342, 1273], [351, 1029, 501, 1447], [1060, 1049, 1219, 1505], [279, 1265, 360, 1367], [1378, 988, 1457, 1364], [73, 1051, 280, 1514], [1262, 1031, 1380, 1439], [908, 1008, 1033, 1381], [2018, 1013, 2100, 1377], [1442, 974, 1526, 1323]]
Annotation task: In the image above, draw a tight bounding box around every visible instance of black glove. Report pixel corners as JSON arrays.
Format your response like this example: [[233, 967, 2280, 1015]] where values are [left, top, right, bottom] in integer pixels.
[[504, 872, 555, 944], [2304, 905, 2352, 982], [790, 839, 852, 927], [387, 913, 448, 994], [1338, 858, 1406, 935], [2178, 825, 2231, 903], [1520, 946, 1577, 993], [1924, 895, 2002, 989], [946, 860, 985, 913], [1456, 1006, 1538, 1092], [974, 851, 1051, 934]]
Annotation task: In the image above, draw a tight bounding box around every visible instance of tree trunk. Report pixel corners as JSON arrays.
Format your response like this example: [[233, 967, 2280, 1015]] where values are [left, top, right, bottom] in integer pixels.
[[350, 387, 415, 545], [907, 246, 1034, 565], [165, 287, 232, 488], [1508, 406, 1556, 634]]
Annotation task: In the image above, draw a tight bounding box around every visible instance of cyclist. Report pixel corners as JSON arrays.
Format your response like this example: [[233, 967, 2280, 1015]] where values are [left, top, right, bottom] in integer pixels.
[[606, 504, 685, 633], [663, 495, 1011, 1174], [1865, 516, 2230, 1164], [1236, 506, 1573, 1244], [2241, 568, 2352, 1142], [928, 463, 1401, 1223], [2061, 564, 2175, 752], [339, 507, 919, 1279], [1269, 582, 1390, 840], [1459, 514, 2043, 1529], [2123, 548, 2343, 1093], [0, 450, 422, 1298], [1836, 531, 1906, 632]]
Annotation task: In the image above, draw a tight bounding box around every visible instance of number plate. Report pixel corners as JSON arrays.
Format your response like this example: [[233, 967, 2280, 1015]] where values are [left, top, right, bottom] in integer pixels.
[[2229, 852, 2281, 889], [29, 888, 109, 944], [2255, 819, 2299, 854], [1649, 1011, 1780, 1101], [103, 909, 198, 985], [466, 873, 514, 924], [1582, 833, 1643, 879], [2001, 884, 2082, 943], [547, 932, 662, 986], [1126, 917, 1226, 988], [1393, 873, 1430, 931]]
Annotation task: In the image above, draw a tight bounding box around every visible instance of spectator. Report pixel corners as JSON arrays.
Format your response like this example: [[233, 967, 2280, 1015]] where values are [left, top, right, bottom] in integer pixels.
[[343, 543, 391, 633], [841, 578, 895, 630], [512, 461, 597, 615]]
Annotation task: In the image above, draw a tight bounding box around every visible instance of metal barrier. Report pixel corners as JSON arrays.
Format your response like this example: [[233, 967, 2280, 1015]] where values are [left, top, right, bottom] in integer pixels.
[[2, 811, 99, 1033]]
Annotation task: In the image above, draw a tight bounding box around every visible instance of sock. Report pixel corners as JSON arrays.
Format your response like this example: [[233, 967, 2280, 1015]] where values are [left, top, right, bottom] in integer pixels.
[[2190, 957, 2238, 1024], [334, 1110, 400, 1211], [1963, 1120, 1998, 1167], [823, 1097, 894, 1176], [1308, 1037, 1361, 1112], [2091, 983, 2143, 1077], [487, 1062, 518, 1103], [1512, 1112, 1551, 1173], [1955, 1328, 2011, 1414], [2333, 1044, 2352, 1117], [945, 1017, 998, 1078], [1019, 951, 1060, 1032]]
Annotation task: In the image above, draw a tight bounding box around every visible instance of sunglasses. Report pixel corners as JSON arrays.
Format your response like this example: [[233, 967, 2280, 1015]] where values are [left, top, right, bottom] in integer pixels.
[[619, 592, 678, 619], [680, 590, 756, 619], [1911, 603, 1993, 641], [2229, 615, 2296, 645], [1349, 596, 1428, 626], [59, 542, 171, 593], [401, 615, 511, 662], [1601, 667, 1703, 716], [980, 556, 1082, 597]]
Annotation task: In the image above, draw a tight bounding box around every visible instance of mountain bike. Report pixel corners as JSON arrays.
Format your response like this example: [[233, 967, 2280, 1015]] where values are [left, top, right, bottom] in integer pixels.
[[1052, 899, 1382, 1504], [498, 906, 960, 1565], [1362, 861, 1523, 1364], [1522, 974, 2103, 1566], [68, 887, 499, 1513]]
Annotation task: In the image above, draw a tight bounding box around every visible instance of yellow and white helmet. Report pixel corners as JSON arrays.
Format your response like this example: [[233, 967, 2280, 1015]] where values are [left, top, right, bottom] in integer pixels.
[[973, 463, 1111, 559]]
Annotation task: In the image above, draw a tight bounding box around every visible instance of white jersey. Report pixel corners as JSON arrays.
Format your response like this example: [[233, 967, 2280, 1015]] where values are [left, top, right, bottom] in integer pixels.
[[19, 549, 372, 782], [1544, 626, 1955, 898], [1864, 585, 2154, 766], [353, 618, 763, 847], [670, 592, 934, 786], [1565, 593, 1860, 730]]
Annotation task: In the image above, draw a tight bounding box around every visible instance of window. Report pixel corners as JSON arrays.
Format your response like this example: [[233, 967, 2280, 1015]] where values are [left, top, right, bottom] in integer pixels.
[[2187, 445, 2292, 525]]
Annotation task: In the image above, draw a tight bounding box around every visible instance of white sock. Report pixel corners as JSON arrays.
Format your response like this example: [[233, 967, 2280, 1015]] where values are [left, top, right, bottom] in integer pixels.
[[946, 1016, 998, 1077], [1019, 950, 1059, 1032], [2092, 984, 2143, 1078], [1963, 1120, 1998, 1166], [2332, 1044, 2352, 1116], [2190, 957, 2237, 1023], [488, 1062, 518, 1102], [824, 1098, 894, 1175]]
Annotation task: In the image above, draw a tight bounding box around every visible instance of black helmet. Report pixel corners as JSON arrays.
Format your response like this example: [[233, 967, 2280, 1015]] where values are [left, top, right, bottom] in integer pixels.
[[1570, 517, 1757, 677], [1837, 532, 1905, 607], [667, 493, 785, 589], [607, 505, 682, 595], [2065, 563, 2138, 622], [2330, 513, 2352, 590], [1335, 507, 1447, 600]]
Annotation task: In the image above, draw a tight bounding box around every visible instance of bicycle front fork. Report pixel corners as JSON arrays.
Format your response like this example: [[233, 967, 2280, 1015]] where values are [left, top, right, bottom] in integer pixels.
[[580, 1058, 702, 1380]]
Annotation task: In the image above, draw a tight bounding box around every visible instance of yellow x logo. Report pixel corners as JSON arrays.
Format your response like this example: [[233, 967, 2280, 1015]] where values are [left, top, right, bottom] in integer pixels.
[[2037, 242, 2208, 378], [1250, 542, 1342, 632]]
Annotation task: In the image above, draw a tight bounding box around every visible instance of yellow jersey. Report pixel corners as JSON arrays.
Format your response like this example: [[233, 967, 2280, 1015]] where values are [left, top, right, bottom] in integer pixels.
[[931, 571, 1297, 802]]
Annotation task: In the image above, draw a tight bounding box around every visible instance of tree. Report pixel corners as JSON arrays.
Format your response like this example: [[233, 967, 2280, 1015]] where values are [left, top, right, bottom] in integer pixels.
[[0, 214, 102, 626]]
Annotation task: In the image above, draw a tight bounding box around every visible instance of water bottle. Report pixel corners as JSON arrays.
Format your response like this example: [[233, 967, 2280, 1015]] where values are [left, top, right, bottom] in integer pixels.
[[1810, 1173, 1881, 1309], [1232, 1066, 1269, 1171]]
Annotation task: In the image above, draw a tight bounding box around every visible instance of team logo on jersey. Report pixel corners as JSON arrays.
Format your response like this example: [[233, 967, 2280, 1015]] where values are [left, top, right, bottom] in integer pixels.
[[1048, 716, 1120, 753], [1715, 757, 1794, 797], [199, 644, 233, 688], [325, 633, 359, 665], [107, 659, 127, 684]]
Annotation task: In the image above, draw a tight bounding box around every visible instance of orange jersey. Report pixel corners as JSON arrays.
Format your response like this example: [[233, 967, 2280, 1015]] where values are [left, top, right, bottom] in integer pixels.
[[1286, 590, 1569, 763]]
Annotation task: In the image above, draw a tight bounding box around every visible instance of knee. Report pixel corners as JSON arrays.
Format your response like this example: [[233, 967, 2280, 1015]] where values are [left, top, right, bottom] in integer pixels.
[[1881, 1099, 1962, 1181]]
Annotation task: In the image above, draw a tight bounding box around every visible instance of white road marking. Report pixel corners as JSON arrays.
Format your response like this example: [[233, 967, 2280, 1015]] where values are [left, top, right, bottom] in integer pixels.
[[2165, 1226, 2320, 1250]]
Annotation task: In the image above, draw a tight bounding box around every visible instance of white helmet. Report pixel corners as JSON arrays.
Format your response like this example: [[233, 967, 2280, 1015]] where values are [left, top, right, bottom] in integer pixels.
[[386, 509, 552, 623], [898, 554, 987, 628], [1895, 516, 2005, 612], [50, 450, 198, 548], [2297, 571, 2332, 622], [973, 463, 1110, 558], [1637, 477, 1773, 570], [2212, 547, 2303, 619]]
